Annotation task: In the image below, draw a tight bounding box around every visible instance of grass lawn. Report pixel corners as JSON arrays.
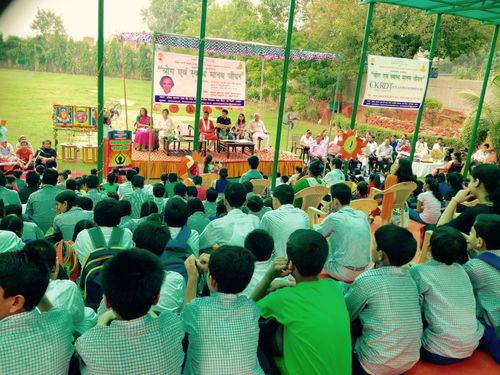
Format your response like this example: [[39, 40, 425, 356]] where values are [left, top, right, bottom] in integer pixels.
[[0, 68, 322, 174]]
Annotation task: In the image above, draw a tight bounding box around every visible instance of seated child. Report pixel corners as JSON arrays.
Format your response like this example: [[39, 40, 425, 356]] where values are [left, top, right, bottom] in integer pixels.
[[247, 195, 271, 220], [464, 214, 500, 363], [76, 250, 184, 374], [164, 198, 199, 256], [0, 248, 73, 374], [186, 185, 198, 200], [240, 229, 274, 297], [182, 246, 263, 374], [203, 188, 218, 219], [410, 226, 484, 364], [354, 181, 369, 199], [152, 183, 167, 215], [28, 240, 96, 335], [345, 224, 422, 375], [252, 229, 351, 375]]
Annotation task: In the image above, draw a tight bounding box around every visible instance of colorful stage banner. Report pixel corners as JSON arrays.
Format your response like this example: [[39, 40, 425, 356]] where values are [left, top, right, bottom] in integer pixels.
[[362, 55, 429, 110], [153, 51, 246, 107], [53, 104, 98, 129], [54, 105, 74, 126], [106, 130, 132, 169]]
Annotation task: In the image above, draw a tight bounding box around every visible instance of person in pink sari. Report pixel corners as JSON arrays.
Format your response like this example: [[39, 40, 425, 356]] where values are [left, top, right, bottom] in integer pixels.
[[134, 107, 156, 151]]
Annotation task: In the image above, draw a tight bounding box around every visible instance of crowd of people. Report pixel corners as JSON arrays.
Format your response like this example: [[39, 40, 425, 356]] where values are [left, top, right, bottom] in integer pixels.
[[0, 140, 499, 375]]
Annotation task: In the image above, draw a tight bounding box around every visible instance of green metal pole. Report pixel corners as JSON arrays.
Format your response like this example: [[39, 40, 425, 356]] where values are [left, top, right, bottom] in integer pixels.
[[349, 1, 374, 130], [325, 57, 343, 177], [463, 24, 499, 179], [96, 0, 104, 181], [409, 14, 442, 162], [193, 0, 208, 151], [147, 36, 156, 183], [271, 0, 296, 190]]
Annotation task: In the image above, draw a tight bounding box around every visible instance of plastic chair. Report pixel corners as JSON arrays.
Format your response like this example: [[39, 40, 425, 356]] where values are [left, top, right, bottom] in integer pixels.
[[370, 181, 417, 226], [251, 179, 271, 195], [291, 135, 304, 159], [307, 206, 327, 228], [294, 185, 329, 212], [199, 173, 218, 189], [416, 230, 433, 264], [344, 180, 357, 193], [350, 199, 378, 218]]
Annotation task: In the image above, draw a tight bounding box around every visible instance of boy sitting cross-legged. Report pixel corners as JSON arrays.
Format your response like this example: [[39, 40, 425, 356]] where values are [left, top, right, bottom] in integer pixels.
[[252, 229, 351, 375], [76, 250, 184, 374], [183, 246, 264, 374], [0, 247, 74, 375], [345, 224, 423, 375]]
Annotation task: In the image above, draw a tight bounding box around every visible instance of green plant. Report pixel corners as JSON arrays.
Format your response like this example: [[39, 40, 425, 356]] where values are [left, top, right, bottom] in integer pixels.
[[424, 98, 443, 112], [292, 93, 308, 112], [306, 107, 319, 121]]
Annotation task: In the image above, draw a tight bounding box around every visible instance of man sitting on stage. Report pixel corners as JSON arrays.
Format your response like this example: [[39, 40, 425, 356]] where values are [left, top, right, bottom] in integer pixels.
[[216, 109, 231, 139], [200, 111, 218, 149], [249, 113, 269, 151], [309, 134, 327, 162], [375, 137, 393, 173]]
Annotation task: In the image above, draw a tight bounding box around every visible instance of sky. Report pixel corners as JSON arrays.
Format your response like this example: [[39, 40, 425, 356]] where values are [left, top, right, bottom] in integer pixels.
[[0, 0, 152, 40]]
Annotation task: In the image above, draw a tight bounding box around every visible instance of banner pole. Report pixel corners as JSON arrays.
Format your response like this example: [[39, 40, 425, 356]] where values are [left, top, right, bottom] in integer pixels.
[[349, 1, 374, 130], [271, 0, 296, 190], [325, 56, 343, 177], [97, 0, 104, 182], [147, 36, 156, 183], [120, 37, 129, 131], [463, 24, 498, 179], [409, 14, 442, 162], [193, 0, 208, 151]]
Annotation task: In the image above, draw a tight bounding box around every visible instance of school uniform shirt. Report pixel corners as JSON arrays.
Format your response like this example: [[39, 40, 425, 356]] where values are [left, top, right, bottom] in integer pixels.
[[257, 279, 351, 375], [86, 189, 106, 210], [53, 206, 93, 241], [316, 206, 371, 269], [187, 211, 211, 235], [22, 221, 45, 242], [240, 259, 272, 297], [76, 312, 184, 375], [322, 169, 345, 187], [203, 200, 217, 218], [410, 260, 484, 359], [0, 308, 73, 375], [26, 184, 60, 233], [249, 206, 272, 221], [169, 226, 200, 256], [45, 279, 97, 335], [123, 188, 153, 218], [239, 169, 263, 184], [463, 250, 500, 331], [199, 208, 260, 249], [182, 293, 264, 375], [417, 191, 442, 224], [15, 177, 26, 191], [117, 181, 133, 199], [0, 186, 21, 206], [75, 226, 133, 265], [260, 204, 310, 258], [19, 185, 39, 204], [0, 230, 25, 252], [344, 266, 423, 375], [118, 215, 133, 229], [153, 197, 168, 216], [155, 271, 185, 315]]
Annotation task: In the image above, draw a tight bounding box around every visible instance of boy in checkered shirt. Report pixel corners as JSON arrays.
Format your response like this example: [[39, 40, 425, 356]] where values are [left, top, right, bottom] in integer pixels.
[[0, 248, 73, 375], [76, 250, 184, 374]]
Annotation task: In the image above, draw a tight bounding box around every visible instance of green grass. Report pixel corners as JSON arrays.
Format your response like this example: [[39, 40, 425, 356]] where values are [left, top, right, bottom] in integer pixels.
[[0, 68, 320, 174]]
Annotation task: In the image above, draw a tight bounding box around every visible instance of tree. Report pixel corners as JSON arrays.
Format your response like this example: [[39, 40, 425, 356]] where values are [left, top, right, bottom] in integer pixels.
[[141, 0, 201, 34], [137, 45, 152, 80], [30, 8, 66, 40]]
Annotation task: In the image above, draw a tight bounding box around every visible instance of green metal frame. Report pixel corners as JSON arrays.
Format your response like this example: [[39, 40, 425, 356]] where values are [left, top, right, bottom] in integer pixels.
[[270, 0, 296, 190], [193, 0, 208, 151], [97, 0, 104, 181]]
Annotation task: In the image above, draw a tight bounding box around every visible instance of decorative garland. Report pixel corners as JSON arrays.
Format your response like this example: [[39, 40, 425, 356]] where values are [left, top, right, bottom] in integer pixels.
[[119, 33, 338, 61]]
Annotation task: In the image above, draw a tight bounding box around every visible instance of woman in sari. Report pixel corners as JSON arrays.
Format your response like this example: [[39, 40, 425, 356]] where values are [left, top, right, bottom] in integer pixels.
[[134, 107, 156, 151]]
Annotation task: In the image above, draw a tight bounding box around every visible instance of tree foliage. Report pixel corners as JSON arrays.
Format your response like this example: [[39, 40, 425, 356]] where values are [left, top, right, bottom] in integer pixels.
[[30, 8, 66, 40]]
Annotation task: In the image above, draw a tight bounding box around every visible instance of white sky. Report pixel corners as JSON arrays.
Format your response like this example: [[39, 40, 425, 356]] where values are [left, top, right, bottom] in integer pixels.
[[0, 0, 152, 40]]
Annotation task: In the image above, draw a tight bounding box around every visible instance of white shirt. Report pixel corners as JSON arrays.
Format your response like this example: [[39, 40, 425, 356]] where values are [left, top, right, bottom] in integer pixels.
[[0, 231, 24, 253], [472, 149, 489, 163], [417, 191, 442, 224], [322, 169, 345, 188], [376, 143, 393, 158], [117, 181, 133, 200], [367, 141, 378, 155], [199, 209, 260, 249], [156, 117, 175, 131], [75, 226, 133, 264], [300, 135, 315, 148], [156, 271, 185, 314], [432, 143, 444, 151], [249, 119, 268, 134], [416, 141, 429, 155], [259, 204, 310, 258], [168, 226, 200, 257], [240, 260, 272, 297]]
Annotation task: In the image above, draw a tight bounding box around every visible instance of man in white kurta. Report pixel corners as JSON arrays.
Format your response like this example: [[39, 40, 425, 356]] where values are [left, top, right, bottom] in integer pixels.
[[249, 113, 269, 150]]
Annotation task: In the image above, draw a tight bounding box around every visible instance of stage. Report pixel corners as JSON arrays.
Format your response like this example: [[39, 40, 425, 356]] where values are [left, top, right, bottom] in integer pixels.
[[131, 148, 305, 179]]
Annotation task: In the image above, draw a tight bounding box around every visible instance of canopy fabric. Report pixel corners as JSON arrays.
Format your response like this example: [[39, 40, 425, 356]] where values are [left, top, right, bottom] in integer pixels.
[[119, 33, 339, 61], [361, 0, 500, 25]]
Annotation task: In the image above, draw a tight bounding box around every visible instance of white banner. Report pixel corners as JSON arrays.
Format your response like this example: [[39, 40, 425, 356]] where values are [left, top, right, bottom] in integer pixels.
[[362, 55, 429, 110], [153, 51, 246, 107]]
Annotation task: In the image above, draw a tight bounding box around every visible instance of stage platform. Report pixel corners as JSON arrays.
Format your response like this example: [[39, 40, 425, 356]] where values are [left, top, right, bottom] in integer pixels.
[[132, 148, 305, 179]]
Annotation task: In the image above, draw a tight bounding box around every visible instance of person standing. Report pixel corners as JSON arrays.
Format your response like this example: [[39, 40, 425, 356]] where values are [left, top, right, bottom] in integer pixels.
[[216, 109, 231, 139], [249, 113, 270, 151]]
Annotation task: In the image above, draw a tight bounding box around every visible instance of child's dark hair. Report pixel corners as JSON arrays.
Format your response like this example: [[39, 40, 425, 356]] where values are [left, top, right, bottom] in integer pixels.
[[153, 183, 166, 198], [192, 175, 202, 186], [295, 166, 303, 174], [164, 198, 189, 227], [173, 182, 187, 197], [42, 168, 58, 186], [206, 188, 218, 202], [73, 219, 97, 242], [85, 175, 100, 189], [65, 179, 77, 191], [160, 173, 169, 183], [188, 198, 205, 215], [119, 200, 132, 217], [107, 173, 117, 185], [242, 181, 253, 194], [425, 177, 442, 201], [331, 158, 342, 170], [308, 160, 324, 177], [224, 183, 246, 208], [168, 173, 178, 183], [374, 224, 416, 266], [0, 214, 23, 237], [436, 173, 446, 184], [55, 190, 78, 210], [133, 222, 170, 256], [101, 250, 165, 320], [357, 181, 368, 196], [90, 168, 98, 175], [219, 168, 228, 179], [0, 247, 50, 310], [131, 175, 145, 189], [25, 240, 56, 271], [26, 171, 40, 187], [245, 229, 274, 261], [35, 165, 45, 175], [263, 197, 273, 208], [126, 168, 137, 182], [430, 226, 468, 265], [473, 214, 500, 250], [247, 155, 260, 169], [77, 196, 93, 211], [281, 175, 289, 184], [5, 204, 22, 218], [140, 201, 158, 218], [94, 199, 122, 227], [107, 192, 119, 200], [216, 199, 227, 217], [186, 186, 198, 198], [209, 245, 255, 293], [247, 195, 263, 213], [330, 183, 352, 205], [369, 173, 382, 189], [203, 155, 213, 174], [287, 229, 328, 277], [13, 169, 23, 179]]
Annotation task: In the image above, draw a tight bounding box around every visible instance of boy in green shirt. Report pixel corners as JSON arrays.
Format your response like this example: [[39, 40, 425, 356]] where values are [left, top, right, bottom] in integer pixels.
[[239, 155, 263, 183], [252, 229, 351, 375]]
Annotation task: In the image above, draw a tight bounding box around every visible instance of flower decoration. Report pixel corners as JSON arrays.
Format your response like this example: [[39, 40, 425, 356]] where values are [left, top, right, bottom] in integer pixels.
[[338, 129, 366, 160], [169, 104, 179, 113], [185, 104, 195, 114]]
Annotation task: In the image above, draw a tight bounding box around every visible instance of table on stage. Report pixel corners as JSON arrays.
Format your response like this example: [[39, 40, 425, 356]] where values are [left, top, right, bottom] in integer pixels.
[[412, 161, 445, 178], [217, 139, 255, 158], [163, 137, 207, 156]]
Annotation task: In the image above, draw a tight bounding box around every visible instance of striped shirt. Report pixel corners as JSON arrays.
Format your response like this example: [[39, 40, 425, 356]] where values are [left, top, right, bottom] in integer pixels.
[[182, 293, 264, 375], [463, 250, 500, 332], [344, 266, 422, 375], [123, 189, 153, 218], [410, 260, 484, 358], [0, 308, 74, 375], [76, 312, 184, 375]]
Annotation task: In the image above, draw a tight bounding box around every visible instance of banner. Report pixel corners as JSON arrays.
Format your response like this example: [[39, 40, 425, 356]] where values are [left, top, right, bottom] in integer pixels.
[[53, 104, 98, 129], [362, 55, 429, 110], [153, 51, 246, 107], [105, 130, 132, 169]]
